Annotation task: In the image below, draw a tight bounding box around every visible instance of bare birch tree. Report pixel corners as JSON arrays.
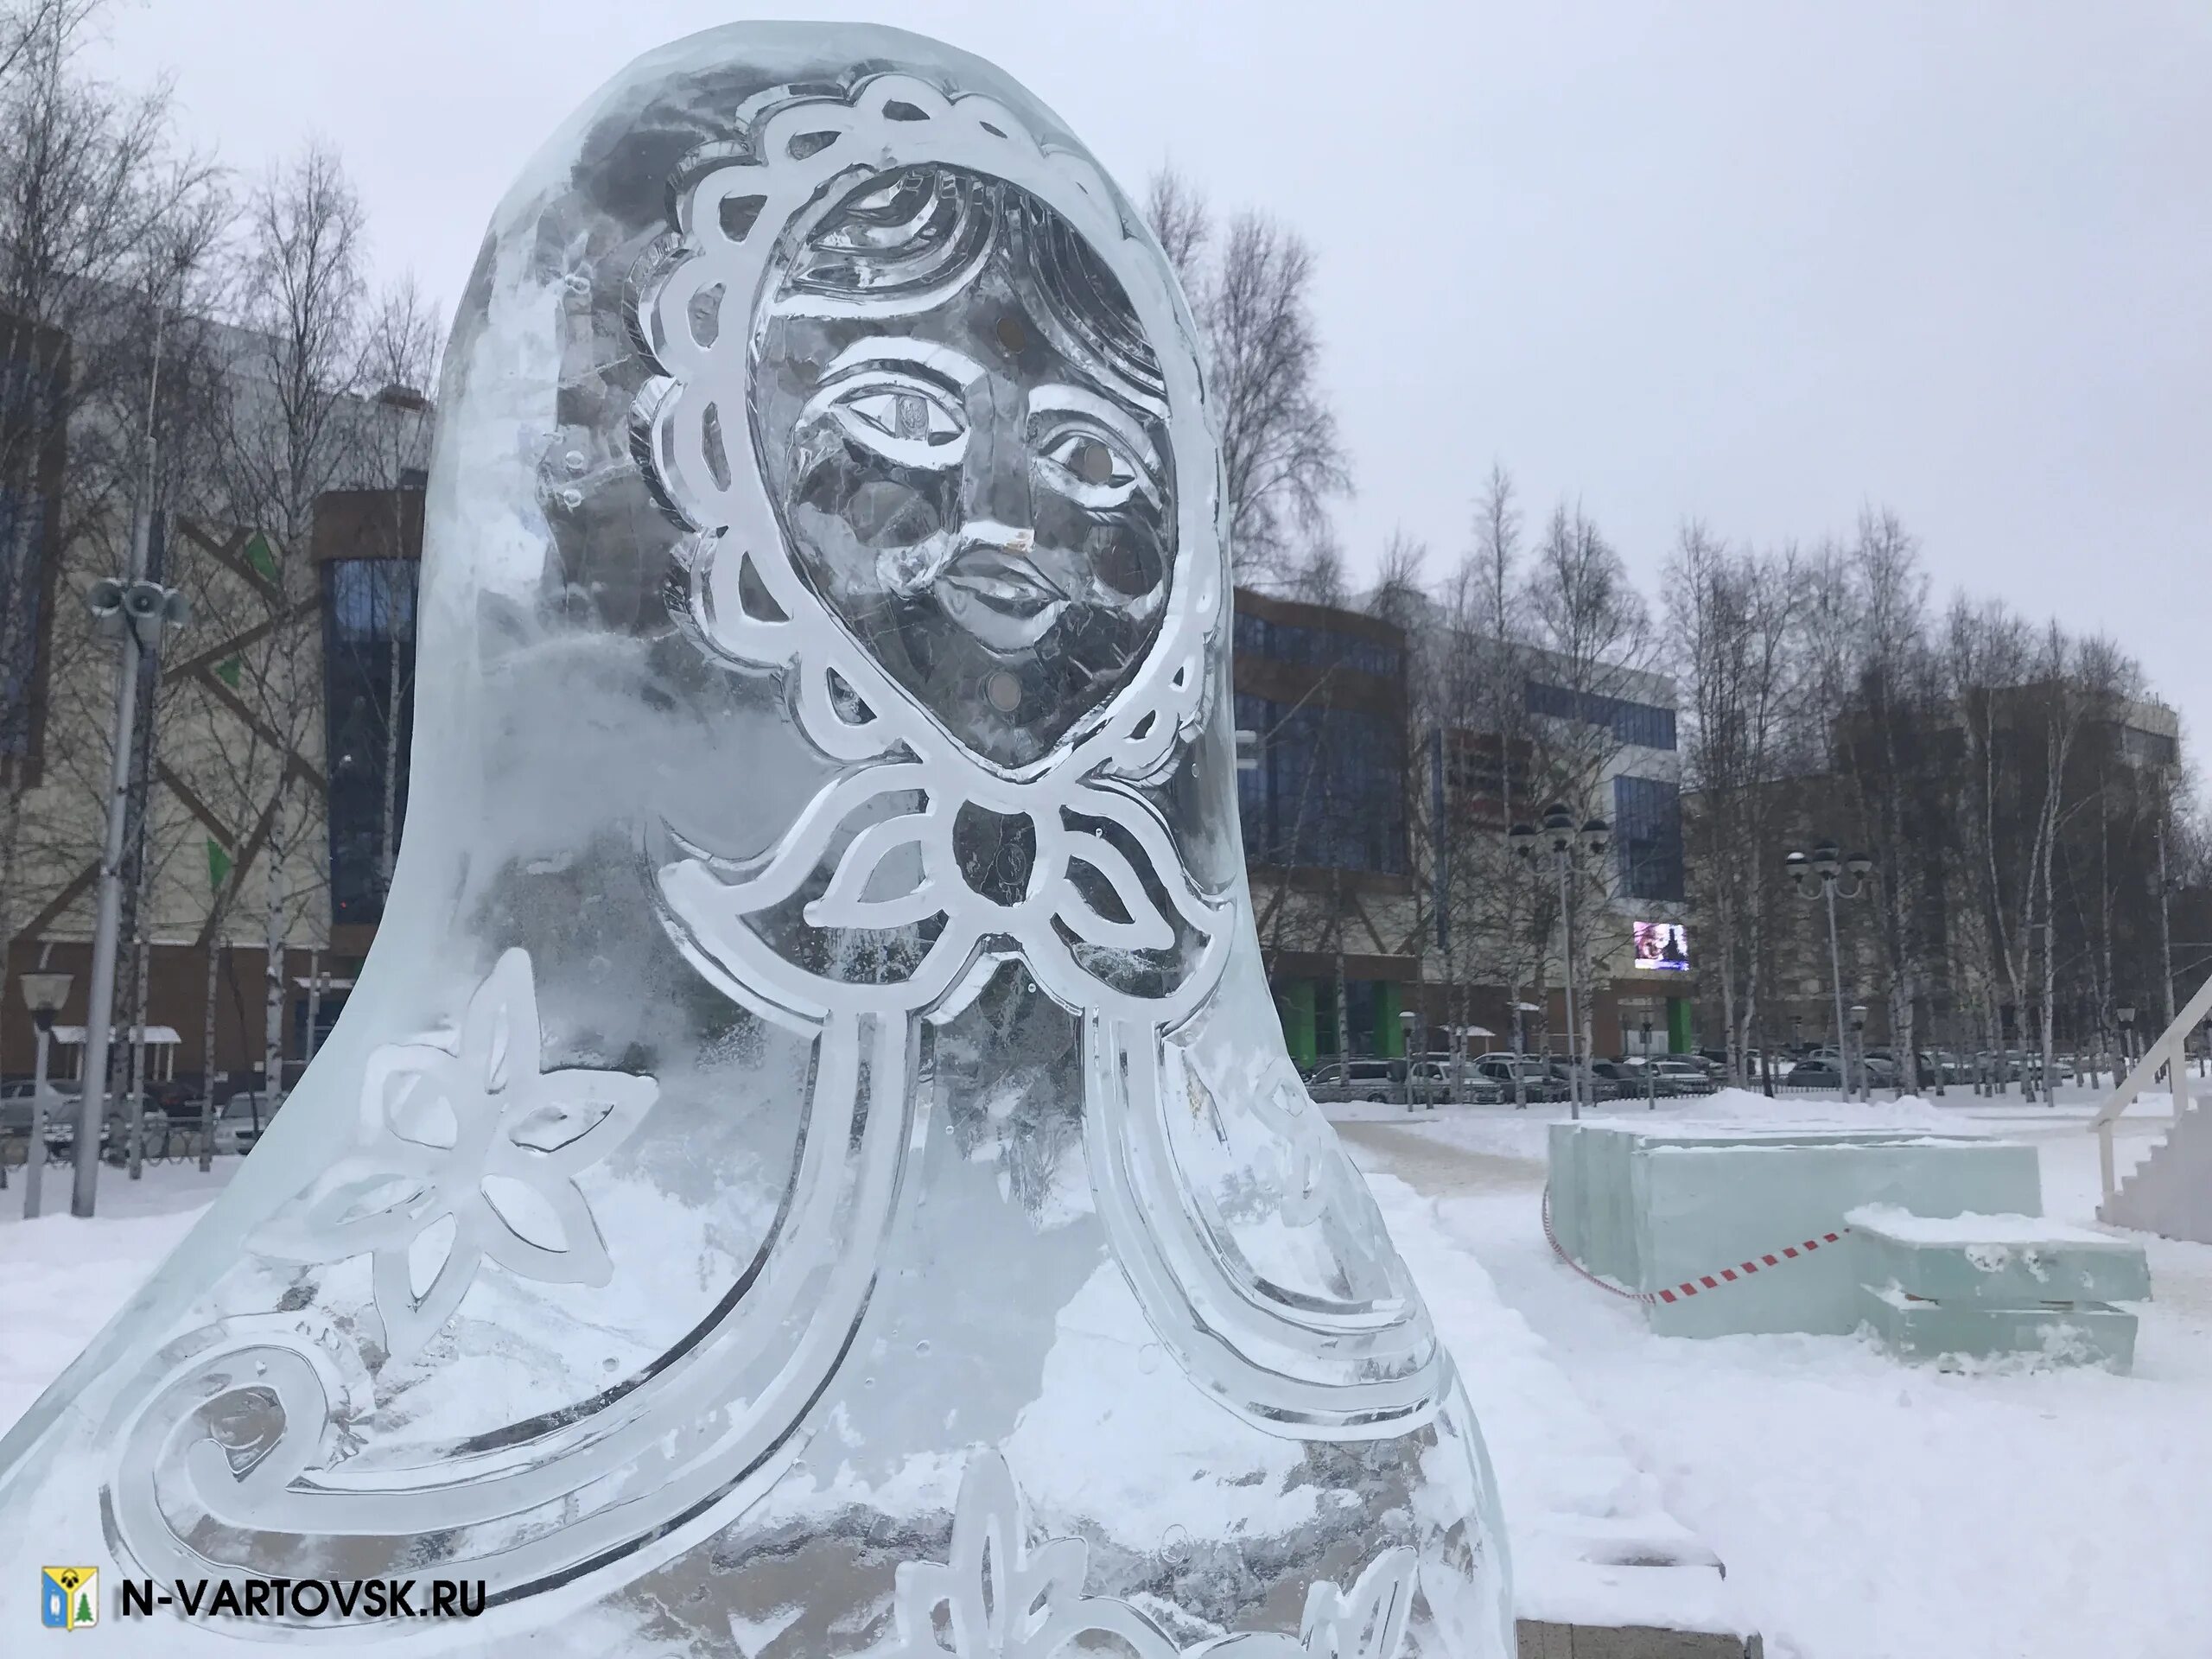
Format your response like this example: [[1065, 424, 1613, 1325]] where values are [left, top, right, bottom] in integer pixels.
[[0, 0, 219, 1101], [201, 140, 370, 1110], [1144, 165, 1351, 582], [1668, 526, 1803, 1084]]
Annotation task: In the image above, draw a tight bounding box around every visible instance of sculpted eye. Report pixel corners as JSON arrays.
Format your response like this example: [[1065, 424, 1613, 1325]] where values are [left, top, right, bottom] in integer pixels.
[[1036, 427, 1141, 504], [823, 377, 968, 467]]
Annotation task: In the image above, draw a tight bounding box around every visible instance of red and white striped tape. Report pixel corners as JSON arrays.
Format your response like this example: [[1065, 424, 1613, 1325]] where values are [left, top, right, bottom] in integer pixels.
[[1540, 1183, 1852, 1306]]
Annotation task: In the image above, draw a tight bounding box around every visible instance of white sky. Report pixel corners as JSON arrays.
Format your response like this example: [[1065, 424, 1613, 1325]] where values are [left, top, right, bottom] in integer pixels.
[[99, 0, 2212, 741]]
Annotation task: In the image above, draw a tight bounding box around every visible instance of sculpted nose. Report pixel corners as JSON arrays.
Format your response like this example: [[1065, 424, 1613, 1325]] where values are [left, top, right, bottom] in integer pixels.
[[961, 373, 1033, 538]]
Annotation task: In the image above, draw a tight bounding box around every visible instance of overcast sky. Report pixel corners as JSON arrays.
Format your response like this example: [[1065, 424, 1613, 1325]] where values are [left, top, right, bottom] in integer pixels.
[[101, 1, 2212, 742]]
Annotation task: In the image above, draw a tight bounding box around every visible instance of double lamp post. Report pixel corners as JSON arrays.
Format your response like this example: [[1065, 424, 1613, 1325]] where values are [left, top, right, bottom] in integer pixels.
[[1511, 803, 1611, 1120], [1785, 839, 1874, 1101]]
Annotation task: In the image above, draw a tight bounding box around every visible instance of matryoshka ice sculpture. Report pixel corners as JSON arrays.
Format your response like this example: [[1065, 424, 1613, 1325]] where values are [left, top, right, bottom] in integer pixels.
[[0, 24, 1512, 1656]]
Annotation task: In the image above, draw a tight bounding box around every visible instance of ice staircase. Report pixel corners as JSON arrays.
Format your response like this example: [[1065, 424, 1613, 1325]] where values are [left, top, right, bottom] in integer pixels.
[[1847, 1205, 2149, 1370], [2103, 1088, 2212, 1244], [2091, 971, 2212, 1243]]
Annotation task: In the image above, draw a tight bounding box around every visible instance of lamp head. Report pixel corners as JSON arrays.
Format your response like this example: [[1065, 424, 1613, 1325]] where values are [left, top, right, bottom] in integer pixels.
[[1811, 841, 1841, 880], [1846, 851, 1873, 878], [18, 969, 72, 1018], [1509, 821, 1535, 861], [1784, 849, 1808, 889], [1849, 1002, 1867, 1031], [1580, 816, 1610, 858], [85, 577, 128, 642], [1540, 802, 1573, 835]]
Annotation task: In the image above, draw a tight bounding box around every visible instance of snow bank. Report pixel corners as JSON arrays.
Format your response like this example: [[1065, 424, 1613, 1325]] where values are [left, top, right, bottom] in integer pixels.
[[1368, 1175, 1752, 1638]]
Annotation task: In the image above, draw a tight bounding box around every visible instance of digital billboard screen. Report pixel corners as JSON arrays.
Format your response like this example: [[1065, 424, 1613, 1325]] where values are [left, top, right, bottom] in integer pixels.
[[1633, 921, 1690, 971]]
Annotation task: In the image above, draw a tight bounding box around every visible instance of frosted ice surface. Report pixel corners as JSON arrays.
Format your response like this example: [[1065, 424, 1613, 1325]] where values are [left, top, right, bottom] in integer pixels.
[[1845, 1205, 2131, 1247], [0, 22, 1510, 1656]]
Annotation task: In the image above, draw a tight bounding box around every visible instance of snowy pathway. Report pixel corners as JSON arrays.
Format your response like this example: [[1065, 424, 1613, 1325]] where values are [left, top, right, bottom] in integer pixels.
[[1343, 1099, 2212, 1659]]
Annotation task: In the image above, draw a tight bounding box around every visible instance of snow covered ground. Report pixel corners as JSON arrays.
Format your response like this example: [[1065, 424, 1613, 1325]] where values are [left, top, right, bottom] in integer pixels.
[[0, 1162, 232, 1433], [1, 1094, 2202, 1658], [1339, 1090, 2212, 1659]]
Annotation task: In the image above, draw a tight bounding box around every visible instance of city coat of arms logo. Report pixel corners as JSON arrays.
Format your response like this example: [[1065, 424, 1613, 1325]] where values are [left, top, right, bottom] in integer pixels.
[[41, 1567, 98, 1630]]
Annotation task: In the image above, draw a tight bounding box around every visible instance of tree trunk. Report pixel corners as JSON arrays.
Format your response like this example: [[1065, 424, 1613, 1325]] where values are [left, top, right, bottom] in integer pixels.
[[1509, 971, 1528, 1109], [126, 935, 151, 1177], [2158, 802, 2177, 1030], [306, 947, 324, 1065], [200, 933, 220, 1172], [263, 793, 289, 1110]]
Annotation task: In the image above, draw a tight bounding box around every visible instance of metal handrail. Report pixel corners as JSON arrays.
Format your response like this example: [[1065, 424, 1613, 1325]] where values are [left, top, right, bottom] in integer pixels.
[[2089, 974, 2212, 1202]]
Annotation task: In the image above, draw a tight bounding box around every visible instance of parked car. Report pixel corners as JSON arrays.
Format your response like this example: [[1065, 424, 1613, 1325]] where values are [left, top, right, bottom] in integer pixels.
[[39, 1104, 130, 1160], [1923, 1051, 1972, 1084], [0, 1080, 79, 1137], [1978, 1051, 2075, 1084], [1587, 1059, 1642, 1098], [1783, 1057, 1847, 1090], [1304, 1060, 1403, 1104], [1650, 1059, 1716, 1096], [1471, 1055, 1567, 1103], [212, 1090, 283, 1155], [1405, 1060, 1504, 1104], [1800, 1047, 1899, 1088]]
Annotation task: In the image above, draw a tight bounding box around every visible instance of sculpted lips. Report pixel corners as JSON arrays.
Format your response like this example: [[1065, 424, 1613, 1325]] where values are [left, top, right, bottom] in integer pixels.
[[933, 543, 1070, 655], [935, 543, 1065, 616]]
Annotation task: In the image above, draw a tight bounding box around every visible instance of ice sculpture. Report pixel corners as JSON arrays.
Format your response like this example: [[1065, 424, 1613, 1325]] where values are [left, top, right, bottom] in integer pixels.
[[0, 25, 1512, 1656]]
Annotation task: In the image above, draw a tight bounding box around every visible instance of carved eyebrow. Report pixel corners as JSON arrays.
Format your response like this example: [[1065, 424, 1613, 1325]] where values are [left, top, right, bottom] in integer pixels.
[[819, 336, 988, 390], [1027, 385, 1162, 477]]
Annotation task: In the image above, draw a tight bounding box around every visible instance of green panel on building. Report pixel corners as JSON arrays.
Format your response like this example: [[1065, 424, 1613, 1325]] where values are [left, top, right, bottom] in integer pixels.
[[1276, 980, 1317, 1071], [245, 530, 280, 583]]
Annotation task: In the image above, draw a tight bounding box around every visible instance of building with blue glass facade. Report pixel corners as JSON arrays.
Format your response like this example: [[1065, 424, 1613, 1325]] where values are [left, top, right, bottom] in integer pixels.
[[1232, 588, 1418, 1068]]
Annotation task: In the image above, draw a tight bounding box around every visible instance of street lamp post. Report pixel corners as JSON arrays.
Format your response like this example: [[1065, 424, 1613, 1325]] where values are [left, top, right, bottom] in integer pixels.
[[1512, 804, 1611, 1121], [1786, 840, 1874, 1102], [1400, 1008, 1420, 1112], [18, 969, 73, 1219], [2118, 1004, 2137, 1076], [1640, 1014, 1656, 1110], [1849, 1003, 1871, 1105], [70, 290, 192, 1219]]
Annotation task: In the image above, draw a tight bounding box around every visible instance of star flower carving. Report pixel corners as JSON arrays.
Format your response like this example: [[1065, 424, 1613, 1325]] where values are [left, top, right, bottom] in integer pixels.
[[300, 949, 657, 1361]]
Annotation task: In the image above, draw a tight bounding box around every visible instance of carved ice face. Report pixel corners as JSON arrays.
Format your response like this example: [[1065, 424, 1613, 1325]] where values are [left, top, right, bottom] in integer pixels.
[[755, 167, 1175, 770]]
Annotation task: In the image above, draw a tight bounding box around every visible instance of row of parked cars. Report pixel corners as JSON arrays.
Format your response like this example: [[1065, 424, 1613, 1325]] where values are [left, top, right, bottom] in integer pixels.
[[0, 1081, 284, 1162], [1301, 1053, 1723, 1104], [1758, 1046, 2080, 1090]]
